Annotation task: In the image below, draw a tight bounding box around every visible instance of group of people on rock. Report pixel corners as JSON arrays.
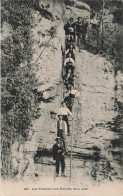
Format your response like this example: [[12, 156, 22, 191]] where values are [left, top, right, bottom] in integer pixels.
[[62, 17, 88, 91], [64, 17, 88, 44], [52, 17, 81, 177], [53, 97, 80, 177], [52, 16, 100, 177], [52, 101, 73, 177], [52, 101, 72, 177]]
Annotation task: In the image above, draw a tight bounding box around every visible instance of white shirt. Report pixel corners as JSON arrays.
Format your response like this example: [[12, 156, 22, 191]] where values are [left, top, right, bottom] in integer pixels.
[[58, 107, 72, 116], [64, 57, 74, 66], [69, 89, 80, 97], [91, 19, 98, 25]]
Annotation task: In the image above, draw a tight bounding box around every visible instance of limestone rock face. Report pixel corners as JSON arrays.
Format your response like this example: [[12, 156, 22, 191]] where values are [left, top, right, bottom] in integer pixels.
[[1, 0, 122, 186]]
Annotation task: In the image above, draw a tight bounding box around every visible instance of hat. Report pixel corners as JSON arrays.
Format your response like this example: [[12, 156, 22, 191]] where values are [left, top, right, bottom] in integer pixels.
[[78, 17, 82, 19], [55, 137, 61, 141]]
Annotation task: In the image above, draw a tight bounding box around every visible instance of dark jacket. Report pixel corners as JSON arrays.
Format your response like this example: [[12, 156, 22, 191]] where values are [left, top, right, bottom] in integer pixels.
[[64, 24, 71, 35], [52, 143, 64, 160], [64, 23, 75, 35], [75, 22, 83, 33], [82, 22, 88, 34]]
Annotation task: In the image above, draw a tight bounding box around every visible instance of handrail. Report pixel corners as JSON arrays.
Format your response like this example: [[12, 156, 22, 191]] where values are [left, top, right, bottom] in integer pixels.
[[70, 27, 76, 181]]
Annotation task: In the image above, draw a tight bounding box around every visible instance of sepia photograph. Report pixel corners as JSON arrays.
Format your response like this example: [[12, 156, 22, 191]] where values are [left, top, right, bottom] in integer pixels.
[[1, 0, 123, 195]]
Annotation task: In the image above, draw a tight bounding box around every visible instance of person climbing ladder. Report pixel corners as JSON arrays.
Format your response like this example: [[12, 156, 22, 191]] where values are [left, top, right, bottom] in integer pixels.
[[57, 114, 67, 152], [57, 101, 73, 136]]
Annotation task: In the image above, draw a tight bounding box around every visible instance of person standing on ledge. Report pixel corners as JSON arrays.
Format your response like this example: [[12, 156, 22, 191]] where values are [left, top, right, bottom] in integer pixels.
[[75, 17, 83, 44], [82, 18, 88, 44], [52, 137, 66, 177]]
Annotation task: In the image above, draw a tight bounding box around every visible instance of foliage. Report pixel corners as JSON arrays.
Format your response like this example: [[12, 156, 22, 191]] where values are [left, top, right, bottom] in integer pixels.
[[112, 8, 123, 24], [1, 0, 40, 139], [86, 0, 123, 74]]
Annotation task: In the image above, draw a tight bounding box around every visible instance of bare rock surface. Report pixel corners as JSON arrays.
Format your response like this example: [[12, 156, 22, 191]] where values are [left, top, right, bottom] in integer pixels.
[[33, 48, 122, 186]]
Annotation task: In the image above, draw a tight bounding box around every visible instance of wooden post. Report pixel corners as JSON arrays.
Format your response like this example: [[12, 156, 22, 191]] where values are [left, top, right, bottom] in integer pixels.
[[61, 78, 63, 101], [75, 26, 77, 55], [61, 38, 66, 101], [73, 27, 77, 89], [70, 115, 74, 181], [102, 0, 104, 47], [70, 30, 76, 180]]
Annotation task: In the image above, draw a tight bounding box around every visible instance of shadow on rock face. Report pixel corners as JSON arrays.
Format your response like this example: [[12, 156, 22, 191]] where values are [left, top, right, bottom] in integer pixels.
[[33, 4, 53, 21]]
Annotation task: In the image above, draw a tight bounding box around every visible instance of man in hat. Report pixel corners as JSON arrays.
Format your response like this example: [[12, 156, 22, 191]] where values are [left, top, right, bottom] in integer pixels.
[[64, 18, 75, 37], [52, 137, 66, 177], [75, 17, 83, 37], [69, 17, 74, 26], [82, 18, 88, 44], [75, 17, 83, 48]]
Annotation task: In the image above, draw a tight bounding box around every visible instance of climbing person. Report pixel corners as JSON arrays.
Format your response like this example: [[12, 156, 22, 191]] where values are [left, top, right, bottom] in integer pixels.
[[65, 44, 75, 59], [63, 69, 75, 90], [64, 85, 80, 111], [75, 17, 83, 45], [82, 18, 88, 44], [64, 53, 75, 74], [66, 34, 75, 49], [90, 16, 99, 44], [69, 85, 80, 97], [57, 101, 73, 135], [52, 137, 66, 177], [64, 20, 71, 35], [69, 17, 76, 37], [64, 53, 75, 66], [57, 114, 67, 151], [91, 16, 99, 29], [64, 18, 75, 37]]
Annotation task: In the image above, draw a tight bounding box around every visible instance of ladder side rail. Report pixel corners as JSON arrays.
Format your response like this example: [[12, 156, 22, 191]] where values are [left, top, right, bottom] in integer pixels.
[[70, 30, 76, 180]]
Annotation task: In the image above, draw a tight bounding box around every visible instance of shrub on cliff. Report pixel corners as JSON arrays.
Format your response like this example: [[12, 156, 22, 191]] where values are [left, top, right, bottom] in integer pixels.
[[1, 0, 39, 139]]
